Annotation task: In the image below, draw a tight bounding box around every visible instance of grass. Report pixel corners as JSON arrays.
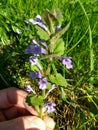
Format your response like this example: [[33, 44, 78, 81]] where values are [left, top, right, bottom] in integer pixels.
[[0, 0, 98, 129]]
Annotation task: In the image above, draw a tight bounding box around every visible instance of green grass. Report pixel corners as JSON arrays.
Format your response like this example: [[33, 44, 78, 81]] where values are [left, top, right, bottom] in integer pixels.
[[0, 0, 98, 129]]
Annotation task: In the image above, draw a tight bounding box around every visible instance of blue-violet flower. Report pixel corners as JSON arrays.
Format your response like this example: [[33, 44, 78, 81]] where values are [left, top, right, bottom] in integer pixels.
[[25, 85, 35, 94], [29, 15, 48, 31], [30, 71, 42, 79], [38, 77, 49, 90], [61, 57, 73, 69], [56, 25, 62, 32], [29, 56, 42, 70], [24, 40, 41, 55], [45, 102, 56, 113]]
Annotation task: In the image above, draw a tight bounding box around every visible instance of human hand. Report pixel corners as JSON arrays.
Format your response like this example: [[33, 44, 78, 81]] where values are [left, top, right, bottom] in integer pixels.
[[0, 87, 55, 130]]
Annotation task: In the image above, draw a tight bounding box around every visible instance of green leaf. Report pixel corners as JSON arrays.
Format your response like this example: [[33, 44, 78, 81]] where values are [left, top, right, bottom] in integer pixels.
[[43, 9, 58, 26], [47, 83, 52, 90], [49, 73, 67, 87], [53, 38, 64, 56], [61, 87, 67, 101], [52, 8, 63, 24], [49, 22, 70, 52], [31, 65, 39, 71], [51, 22, 70, 43], [43, 8, 63, 25], [35, 26, 50, 40], [26, 95, 44, 106], [12, 25, 18, 32]]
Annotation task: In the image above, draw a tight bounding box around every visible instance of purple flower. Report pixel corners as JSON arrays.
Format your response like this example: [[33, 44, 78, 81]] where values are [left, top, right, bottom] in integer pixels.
[[38, 77, 49, 90], [29, 56, 42, 70], [56, 25, 62, 32], [24, 40, 41, 55], [45, 102, 56, 113], [39, 40, 48, 54], [41, 48, 48, 54], [25, 85, 35, 94], [29, 15, 48, 31], [40, 40, 48, 49], [30, 71, 42, 79], [60, 57, 73, 69], [50, 84, 57, 91]]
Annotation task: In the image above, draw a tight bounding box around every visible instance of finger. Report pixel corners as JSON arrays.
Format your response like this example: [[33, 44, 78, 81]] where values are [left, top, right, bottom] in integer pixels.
[[43, 116, 55, 130], [0, 111, 6, 121], [0, 88, 37, 116], [0, 116, 46, 130], [0, 87, 27, 109]]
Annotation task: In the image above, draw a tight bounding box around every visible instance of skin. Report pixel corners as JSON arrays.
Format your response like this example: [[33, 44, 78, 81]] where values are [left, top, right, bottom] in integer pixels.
[[0, 87, 55, 130]]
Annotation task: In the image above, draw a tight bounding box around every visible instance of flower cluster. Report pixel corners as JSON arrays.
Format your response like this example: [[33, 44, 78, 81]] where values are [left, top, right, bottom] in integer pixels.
[[24, 12, 73, 116]]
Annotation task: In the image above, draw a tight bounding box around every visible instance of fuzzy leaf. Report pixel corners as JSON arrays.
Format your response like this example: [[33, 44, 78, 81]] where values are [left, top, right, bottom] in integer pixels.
[[35, 26, 50, 40], [31, 65, 39, 71], [52, 8, 63, 24], [49, 22, 70, 52], [53, 38, 64, 56], [26, 95, 44, 106], [49, 73, 67, 87], [43, 8, 63, 25], [50, 22, 70, 43], [43, 9, 58, 25]]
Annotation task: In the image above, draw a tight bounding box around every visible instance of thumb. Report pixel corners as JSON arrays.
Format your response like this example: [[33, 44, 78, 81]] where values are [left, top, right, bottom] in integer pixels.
[[43, 116, 55, 130], [0, 116, 46, 130]]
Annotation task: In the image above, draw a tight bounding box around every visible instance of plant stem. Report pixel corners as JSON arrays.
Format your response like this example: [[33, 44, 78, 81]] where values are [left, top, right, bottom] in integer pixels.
[[77, 0, 94, 87]]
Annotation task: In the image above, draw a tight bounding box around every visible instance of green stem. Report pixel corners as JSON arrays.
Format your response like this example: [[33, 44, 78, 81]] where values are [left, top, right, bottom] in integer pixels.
[[77, 0, 94, 86], [52, 63, 57, 74], [39, 90, 46, 118]]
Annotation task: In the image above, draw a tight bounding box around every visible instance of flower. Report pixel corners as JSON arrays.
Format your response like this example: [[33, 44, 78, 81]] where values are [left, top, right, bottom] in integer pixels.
[[49, 84, 57, 92], [29, 15, 48, 31], [29, 56, 42, 70], [39, 40, 48, 54], [24, 40, 41, 55], [38, 77, 49, 90], [30, 71, 42, 79], [56, 25, 62, 32], [45, 102, 56, 113], [41, 48, 48, 54], [25, 85, 35, 94], [16, 28, 22, 34], [60, 57, 73, 69], [40, 40, 48, 49]]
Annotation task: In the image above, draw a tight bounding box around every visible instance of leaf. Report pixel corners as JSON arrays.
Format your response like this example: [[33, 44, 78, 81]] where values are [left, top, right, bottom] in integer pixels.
[[49, 73, 67, 87], [35, 26, 50, 40], [26, 95, 44, 106], [31, 65, 39, 71], [43, 8, 63, 25], [12, 25, 17, 32], [50, 22, 70, 43], [42, 8, 63, 33], [53, 38, 64, 56], [49, 22, 70, 52], [52, 8, 63, 24], [61, 87, 67, 101], [43, 9, 58, 26]]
